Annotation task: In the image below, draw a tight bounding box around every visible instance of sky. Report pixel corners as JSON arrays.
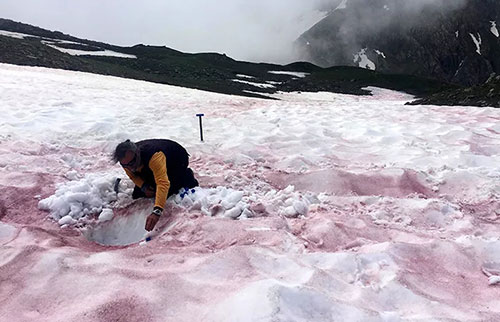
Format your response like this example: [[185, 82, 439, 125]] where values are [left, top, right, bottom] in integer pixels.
[[0, 0, 338, 64], [1, 63, 500, 320]]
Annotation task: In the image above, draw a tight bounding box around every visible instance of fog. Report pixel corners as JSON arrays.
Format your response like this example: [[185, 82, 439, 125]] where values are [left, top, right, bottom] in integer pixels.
[[329, 0, 468, 35], [0, 0, 343, 64]]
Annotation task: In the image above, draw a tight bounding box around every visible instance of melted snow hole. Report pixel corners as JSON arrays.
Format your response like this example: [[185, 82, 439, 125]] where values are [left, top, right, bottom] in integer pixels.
[[82, 206, 149, 246]]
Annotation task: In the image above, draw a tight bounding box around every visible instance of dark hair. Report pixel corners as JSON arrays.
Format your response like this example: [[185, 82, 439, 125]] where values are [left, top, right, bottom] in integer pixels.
[[113, 139, 137, 163]]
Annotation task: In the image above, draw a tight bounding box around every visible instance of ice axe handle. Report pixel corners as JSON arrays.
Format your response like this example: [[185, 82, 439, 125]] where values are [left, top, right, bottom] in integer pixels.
[[196, 113, 204, 141], [114, 178, 121, 194]]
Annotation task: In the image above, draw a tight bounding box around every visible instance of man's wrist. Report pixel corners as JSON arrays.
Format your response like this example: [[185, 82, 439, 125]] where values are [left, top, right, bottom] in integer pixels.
[[152, 207, 163, 216]]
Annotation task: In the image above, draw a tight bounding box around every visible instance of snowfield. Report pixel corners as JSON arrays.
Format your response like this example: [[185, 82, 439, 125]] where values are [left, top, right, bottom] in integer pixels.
[[1, 63, 500, 321]]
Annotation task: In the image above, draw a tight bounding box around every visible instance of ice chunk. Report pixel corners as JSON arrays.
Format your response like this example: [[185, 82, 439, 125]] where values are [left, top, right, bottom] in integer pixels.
[[489, 275, 500, 285], [222, 191, 244, 209], [225, 204, 243, 219], [58, 215, 76, 226], [65, 170, 79, 180], [293, 200, 309, 216], [98, 208, 114, 222], [283, 206, 298, 217]]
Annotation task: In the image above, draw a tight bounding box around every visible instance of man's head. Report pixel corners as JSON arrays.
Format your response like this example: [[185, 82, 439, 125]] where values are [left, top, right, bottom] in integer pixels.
[[113, 139, 141, 171]]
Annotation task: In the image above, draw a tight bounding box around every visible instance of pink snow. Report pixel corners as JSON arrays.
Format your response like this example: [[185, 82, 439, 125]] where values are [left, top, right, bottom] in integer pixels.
[[1, 65, 500, 321]]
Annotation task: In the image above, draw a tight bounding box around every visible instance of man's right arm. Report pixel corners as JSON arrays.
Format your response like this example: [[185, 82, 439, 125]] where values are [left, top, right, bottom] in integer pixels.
[[124, 168, 145, 188]]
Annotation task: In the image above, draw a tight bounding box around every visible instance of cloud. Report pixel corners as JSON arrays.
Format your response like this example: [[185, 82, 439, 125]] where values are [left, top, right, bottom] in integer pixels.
[[0, 0, 338, 64]]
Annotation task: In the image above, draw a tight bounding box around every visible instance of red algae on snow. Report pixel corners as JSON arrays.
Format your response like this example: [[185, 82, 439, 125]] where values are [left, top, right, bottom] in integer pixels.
[[1, 65, 500, 321]]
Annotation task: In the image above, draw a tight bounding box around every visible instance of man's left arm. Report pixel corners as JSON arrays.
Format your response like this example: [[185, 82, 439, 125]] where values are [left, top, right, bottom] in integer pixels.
[[149, 152, 170, 209], [145, 152, 170, 231]]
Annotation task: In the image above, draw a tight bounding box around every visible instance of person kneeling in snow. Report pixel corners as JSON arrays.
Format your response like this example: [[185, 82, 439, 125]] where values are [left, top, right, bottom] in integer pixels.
[[113, 139, 199, 231]]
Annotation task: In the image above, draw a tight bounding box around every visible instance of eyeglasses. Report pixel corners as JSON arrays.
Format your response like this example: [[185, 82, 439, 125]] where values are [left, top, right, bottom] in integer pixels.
[[120, 154, 137, 168]]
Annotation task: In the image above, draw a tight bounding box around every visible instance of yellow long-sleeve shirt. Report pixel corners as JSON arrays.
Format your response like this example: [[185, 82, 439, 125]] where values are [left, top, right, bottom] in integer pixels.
[[124, 152, 170, 210]]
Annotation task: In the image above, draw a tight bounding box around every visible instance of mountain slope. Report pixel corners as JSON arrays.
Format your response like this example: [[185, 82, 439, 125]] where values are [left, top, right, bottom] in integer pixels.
[[0, 17, 452, 101], [296, 0, 500, 86]]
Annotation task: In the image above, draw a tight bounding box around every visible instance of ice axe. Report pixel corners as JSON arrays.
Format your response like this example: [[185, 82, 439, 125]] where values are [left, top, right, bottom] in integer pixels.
[[196, 113, 204, 142]]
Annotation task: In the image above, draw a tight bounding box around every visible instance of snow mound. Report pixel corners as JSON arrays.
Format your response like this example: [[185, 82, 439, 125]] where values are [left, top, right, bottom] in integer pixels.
[[38, 172, 130, 224], [39, 173, 317, 225], [38, 172, 320, 245], [176, 185, 316, 220]]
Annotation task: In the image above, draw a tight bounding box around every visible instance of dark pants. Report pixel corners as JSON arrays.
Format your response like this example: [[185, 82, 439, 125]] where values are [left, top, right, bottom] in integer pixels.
[[132, 167, 199, 199]]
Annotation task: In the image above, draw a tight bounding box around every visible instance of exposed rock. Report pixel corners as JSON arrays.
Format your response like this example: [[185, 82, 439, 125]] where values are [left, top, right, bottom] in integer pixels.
[[408, 73, 500, 107]]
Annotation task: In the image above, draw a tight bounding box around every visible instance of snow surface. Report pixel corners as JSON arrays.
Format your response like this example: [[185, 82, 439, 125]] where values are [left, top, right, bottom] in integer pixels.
[[0, 221, 16, 243], [491, 21, 499, 38], [1, 63, 500, 321]]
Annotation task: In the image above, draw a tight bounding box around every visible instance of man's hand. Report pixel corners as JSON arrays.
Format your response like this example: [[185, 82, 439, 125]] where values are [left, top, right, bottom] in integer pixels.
[[144, 186, 155, 198], [145, 213, 160, 231]]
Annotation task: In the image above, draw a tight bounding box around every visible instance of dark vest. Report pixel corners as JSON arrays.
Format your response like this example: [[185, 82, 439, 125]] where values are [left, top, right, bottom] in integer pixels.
[[134, 139, 189, 186]]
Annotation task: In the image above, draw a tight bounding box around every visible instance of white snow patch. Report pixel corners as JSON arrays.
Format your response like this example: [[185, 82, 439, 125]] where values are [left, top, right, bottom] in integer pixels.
[[241, 90, 273, 97], [354, 48, 376, 70], [231, 79, 275, 89], [51, 39, 87, 45], [44, 43, 137, 59], [236, 74, 255, 79], [470, 33, 482, 55], [0, 30, 31, 39], [454, 59, 465, 77], [335, 0, 348, 11], [456, 31, 459, 38], [491, 21, 499, 38], [375, 50, 386, 58], [268, 71, 309, 78]]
